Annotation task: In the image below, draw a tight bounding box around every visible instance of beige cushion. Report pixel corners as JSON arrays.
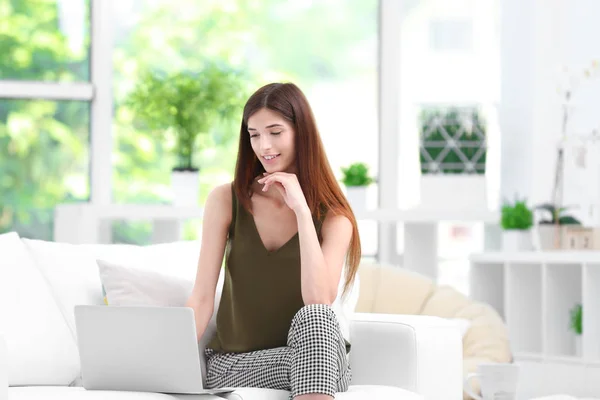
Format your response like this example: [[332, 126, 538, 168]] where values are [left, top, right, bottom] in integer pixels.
[[356, 263, 434, 315]]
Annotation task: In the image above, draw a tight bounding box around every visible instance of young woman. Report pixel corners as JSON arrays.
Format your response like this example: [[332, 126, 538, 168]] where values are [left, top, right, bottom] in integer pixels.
[[185, 82, 362, 400]]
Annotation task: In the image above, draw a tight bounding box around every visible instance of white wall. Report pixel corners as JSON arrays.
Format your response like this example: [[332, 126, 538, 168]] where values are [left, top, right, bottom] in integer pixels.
[[501, 0, 600, 224], [397, 0, 500, 209]]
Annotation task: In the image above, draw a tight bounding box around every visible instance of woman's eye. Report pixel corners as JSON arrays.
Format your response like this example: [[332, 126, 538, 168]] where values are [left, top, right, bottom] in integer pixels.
[[271, 131, 282, 135], [250, 134, 259, 138]]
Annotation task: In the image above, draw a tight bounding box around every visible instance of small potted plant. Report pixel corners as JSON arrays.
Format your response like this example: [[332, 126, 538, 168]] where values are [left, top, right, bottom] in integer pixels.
[[127, 62, 247, 205], [535, 203, 582, 250], [500, 197, 534, 251], [341, 162, 375, 212], [570, 303, 582, 357]]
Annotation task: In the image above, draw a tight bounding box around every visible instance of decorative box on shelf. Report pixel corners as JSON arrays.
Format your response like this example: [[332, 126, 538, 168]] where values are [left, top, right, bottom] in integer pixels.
[[561, 226, 600, 250]]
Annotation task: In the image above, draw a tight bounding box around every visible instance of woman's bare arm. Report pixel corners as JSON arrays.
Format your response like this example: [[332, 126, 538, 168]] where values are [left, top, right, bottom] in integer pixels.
[[184, 183, 232, 342], [296, 209, 353, 305]]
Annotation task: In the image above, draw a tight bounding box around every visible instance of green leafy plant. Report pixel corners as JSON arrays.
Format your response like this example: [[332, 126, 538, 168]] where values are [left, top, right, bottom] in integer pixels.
[[570, 303, 582, 335], [127, 61, 248, 171], [341, 162, 375, 187], [501, 197, 534, 230], [419, 107, 487, 174], [535, 203, 582, 225]]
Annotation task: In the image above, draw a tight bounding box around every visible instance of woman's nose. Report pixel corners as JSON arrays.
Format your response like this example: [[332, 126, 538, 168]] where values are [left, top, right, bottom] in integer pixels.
[[260, 136, 272, 150]]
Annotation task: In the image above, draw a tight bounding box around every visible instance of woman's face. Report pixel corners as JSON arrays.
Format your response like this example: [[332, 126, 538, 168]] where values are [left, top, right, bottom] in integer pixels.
[[247, 108, 296, 174]]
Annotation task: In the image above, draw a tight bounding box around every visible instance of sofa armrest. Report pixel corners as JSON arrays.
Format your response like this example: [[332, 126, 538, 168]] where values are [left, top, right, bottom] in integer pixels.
[[0, 332, 7, 400], [349, 313, 463, 400]]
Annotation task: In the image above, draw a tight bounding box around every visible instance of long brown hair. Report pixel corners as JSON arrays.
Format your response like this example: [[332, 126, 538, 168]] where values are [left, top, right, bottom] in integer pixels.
[[233, 82, 361, 297]]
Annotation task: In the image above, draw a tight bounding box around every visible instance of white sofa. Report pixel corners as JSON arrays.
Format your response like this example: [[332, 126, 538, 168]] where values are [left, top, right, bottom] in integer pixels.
[[0, 231, 463, 400]]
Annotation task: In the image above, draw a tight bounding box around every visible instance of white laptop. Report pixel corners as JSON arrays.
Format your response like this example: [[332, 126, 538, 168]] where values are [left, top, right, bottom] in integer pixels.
[[74, 305, 234, 395]]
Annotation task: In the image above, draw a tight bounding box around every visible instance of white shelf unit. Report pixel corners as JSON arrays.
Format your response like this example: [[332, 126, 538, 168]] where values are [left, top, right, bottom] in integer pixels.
[[470, 252, 600, 365]]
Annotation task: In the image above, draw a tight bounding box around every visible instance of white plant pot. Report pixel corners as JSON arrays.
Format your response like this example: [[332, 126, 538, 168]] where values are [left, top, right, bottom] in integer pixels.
[[575, 335, 583, 357], [537, 224, 560, 250], [171, 169, 199, 206], [419, 175, 488, 212], [345, 186, 368, 213], [502, 230, 533, 251]]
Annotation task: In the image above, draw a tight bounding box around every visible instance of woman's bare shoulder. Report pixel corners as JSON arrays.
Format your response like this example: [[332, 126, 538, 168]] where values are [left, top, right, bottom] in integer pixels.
[[205, 182, 233, 222], [210, 182, 233, 199]]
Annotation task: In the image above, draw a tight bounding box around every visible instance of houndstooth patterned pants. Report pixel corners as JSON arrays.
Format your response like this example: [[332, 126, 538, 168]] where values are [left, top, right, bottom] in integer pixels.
[[205, 304, 351, 399]]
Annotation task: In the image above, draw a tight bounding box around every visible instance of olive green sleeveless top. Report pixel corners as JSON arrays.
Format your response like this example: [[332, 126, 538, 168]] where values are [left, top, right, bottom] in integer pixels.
[[206, 184, 326, 353]]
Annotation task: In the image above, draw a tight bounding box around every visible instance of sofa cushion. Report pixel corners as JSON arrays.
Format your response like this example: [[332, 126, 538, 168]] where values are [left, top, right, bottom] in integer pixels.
[[8, 386, 422, 400], [219, 386, 423, 399], [97, 259, 223, 308], [23, 239, 106, 337], [0, 232, 80, 386]]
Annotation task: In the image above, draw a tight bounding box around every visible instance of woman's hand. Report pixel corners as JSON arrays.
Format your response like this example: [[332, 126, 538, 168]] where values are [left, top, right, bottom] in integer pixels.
[[257, 172, 309, 215]]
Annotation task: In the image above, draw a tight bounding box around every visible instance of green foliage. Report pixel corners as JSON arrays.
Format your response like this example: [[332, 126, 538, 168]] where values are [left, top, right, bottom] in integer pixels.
[[501, 197, 534, 230], [570, 303, 582, 335], [0, 1, 91, 239], [535, 203, 582, 225], [126, 63, 248, 171], [341, 162, 375, 187], [419, 107, 487, 174]]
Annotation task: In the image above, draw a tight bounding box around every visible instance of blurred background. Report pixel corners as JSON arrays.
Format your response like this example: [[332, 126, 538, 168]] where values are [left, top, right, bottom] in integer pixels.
[[2, 0, 600, 297]]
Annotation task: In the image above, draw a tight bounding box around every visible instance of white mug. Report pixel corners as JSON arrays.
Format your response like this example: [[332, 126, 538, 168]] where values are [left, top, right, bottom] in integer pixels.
[[464, 362, 520, 400]]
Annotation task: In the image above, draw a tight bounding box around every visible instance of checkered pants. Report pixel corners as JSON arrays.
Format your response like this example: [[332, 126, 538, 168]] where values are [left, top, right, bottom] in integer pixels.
[[205, 304, 351, 399]]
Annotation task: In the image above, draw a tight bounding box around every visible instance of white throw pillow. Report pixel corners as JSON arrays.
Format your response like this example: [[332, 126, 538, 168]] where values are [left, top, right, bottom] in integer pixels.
[[98, 259, 199, 307], [0, 232, 80, 386]]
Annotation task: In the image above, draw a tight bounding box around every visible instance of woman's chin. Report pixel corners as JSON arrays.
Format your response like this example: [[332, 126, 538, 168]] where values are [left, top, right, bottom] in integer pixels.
[[261, 160, 294, 174]]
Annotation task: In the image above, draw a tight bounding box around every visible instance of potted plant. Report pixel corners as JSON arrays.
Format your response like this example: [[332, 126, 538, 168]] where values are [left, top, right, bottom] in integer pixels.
[[127, 61, 247, 205], [418, 106, 488, 212], [570, 303, 583, 357], [535, 203, 582, 250], [341, 162, 375, 212], [500, 197, 534, 251]]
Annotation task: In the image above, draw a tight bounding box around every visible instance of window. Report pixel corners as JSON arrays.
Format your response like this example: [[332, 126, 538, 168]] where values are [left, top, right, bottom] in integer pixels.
[[111, 0, 379, 250], [0, 0, 91, 81], [0, 99, 90, 239], [0, 0, 91, 240]]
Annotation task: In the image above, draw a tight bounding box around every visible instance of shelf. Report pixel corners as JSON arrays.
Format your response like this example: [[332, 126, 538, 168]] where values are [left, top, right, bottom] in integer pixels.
[[513, 351, 544, 361], [507, 263, 542, 354], [514, 352, 600, 367], [55, 203, 499, 224], [471, 251, 600, 264], [470, 261, 504, 319], [545, 263, 582, 358], [471, 252, 600, 368], [355, 207, 498, 223], [55, 203, 205, 220], [583, 263, 600, 362]]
